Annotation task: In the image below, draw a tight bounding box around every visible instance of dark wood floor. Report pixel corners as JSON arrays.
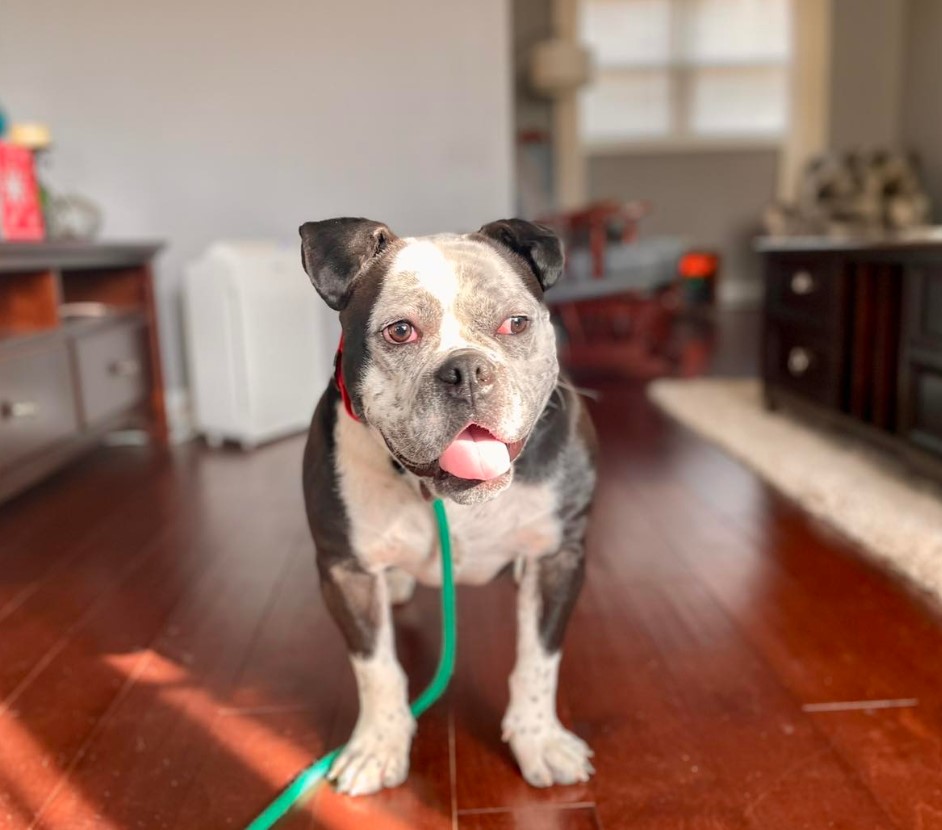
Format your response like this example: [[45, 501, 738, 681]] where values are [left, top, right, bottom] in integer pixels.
[[3, 339, 942, 827]]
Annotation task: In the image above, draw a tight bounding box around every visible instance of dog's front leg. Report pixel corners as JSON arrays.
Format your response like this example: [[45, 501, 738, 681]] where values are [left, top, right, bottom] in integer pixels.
[[319, 558, 415, 795], [503, 548, 594, 787]]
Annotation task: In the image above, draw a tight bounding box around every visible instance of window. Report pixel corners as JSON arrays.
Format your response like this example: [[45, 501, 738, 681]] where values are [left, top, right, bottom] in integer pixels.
[[579, 0, 792, 149]]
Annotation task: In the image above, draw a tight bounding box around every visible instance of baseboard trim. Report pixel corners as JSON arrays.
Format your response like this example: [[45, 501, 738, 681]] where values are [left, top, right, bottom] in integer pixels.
[[165, 387, 196, 444], [718, 280, 764, 308]]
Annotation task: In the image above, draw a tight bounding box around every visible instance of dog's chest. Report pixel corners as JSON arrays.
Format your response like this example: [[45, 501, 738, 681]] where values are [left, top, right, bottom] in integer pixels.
[[335, 417, 562, 585]]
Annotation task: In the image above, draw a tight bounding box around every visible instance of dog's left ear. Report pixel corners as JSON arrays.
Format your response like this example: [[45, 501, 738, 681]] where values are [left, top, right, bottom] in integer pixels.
[[478, 218, 564, 292], [299, 217, 398, 311]]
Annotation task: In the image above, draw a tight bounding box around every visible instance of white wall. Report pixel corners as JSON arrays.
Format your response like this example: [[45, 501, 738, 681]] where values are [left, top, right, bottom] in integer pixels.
[[0, 0, 513, 392]]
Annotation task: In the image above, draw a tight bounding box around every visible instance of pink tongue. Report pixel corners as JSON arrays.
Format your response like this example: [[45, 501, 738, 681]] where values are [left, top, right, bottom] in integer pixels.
[[439, 426, 511, 481]]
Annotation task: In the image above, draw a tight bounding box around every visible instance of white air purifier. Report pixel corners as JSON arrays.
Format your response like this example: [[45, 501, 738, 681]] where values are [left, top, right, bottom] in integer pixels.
[[183, 241, 337, 449]]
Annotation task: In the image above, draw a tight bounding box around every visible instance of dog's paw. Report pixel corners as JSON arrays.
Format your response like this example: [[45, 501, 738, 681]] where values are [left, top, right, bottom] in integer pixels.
[[329, 717, 415, 796], [503, 720, 594, 788], [385, 568, 416, 606]]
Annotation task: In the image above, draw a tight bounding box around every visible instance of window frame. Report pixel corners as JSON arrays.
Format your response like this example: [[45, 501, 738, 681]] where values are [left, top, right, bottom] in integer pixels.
[[579, 0, 792, 154]]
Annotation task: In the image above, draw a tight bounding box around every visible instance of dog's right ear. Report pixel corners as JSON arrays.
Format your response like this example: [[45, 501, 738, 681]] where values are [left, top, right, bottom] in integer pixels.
[[299, 218, 397, 311]]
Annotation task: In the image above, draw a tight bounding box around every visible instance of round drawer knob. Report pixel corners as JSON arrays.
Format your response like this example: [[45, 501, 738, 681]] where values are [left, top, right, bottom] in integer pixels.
[[787, 347, 812, 376], [790, 270, 815, 295]]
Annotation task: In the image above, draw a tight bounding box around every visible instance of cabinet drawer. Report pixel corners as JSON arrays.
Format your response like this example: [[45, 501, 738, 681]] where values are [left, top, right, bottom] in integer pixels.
[[904, 362, 942, 456], [904, 264, 942, 348], [767, 256, 843, 329], [764, 321, 843, 409], [0, 345, 80, 469], [74, 322, 148, 425]]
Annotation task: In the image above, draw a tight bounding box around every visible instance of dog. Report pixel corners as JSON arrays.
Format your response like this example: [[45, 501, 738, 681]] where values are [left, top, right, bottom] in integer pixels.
[[299, 217, 596, 796]]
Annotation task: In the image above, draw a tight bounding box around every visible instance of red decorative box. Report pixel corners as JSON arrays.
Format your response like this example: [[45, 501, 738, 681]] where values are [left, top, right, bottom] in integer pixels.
[[0, 142, 45, 241]]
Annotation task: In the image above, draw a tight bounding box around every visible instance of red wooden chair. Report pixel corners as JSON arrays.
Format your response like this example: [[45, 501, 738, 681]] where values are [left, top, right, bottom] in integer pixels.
[[539, 201, 714, 378], [539, 199, 650, 279]]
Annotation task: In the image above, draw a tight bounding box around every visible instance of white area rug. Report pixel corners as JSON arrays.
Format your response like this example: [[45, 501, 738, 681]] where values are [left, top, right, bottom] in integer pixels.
[[649, 378, 942, 604]]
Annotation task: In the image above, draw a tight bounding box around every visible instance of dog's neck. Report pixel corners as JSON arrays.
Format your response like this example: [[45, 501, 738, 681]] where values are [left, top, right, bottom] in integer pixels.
[[333, 337, 359, 422]]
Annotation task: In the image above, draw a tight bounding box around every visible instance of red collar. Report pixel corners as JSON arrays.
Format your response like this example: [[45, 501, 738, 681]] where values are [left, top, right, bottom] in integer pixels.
[[334, 336, 360, 422]]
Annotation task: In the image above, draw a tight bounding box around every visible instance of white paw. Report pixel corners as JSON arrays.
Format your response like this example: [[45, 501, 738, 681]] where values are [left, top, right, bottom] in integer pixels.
[[385, 568, 416, 606], [329, 716, 415, 796], [503, 719, 594, 788]]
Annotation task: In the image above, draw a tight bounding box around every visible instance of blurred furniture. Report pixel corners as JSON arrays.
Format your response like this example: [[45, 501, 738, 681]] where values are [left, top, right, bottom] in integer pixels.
[[759, 230, 942, 478], [0, 241, 165, 504], [183, 242, 334, 450], [540, 200, 690, 376], [541, 199, 650, 278]]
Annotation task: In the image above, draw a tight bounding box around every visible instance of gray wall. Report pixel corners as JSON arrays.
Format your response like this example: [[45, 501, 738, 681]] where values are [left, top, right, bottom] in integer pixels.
[[513, 0, 554, 216], [588, 150, 780, 301], [0, 0, 513, 394], [514, 0, 554, 139], [829, 0, 907, 151], [902, 0, 942, 221]]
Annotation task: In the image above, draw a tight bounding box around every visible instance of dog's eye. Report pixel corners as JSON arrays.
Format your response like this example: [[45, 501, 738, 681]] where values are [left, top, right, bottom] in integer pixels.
[[383, 321, 418, 344], [497, 315, 529, 336]]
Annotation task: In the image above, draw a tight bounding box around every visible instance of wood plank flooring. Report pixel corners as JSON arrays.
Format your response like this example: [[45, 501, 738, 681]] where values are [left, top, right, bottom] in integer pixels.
[[2, 367, 942, 827]]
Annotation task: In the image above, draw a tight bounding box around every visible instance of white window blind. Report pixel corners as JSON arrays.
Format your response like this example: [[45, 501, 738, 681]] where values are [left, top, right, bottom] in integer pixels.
[[579, 0, 792, 147]]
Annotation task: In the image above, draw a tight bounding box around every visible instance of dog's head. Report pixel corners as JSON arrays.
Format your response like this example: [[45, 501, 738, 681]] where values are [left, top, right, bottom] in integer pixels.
[[300, 217, 563, 505]]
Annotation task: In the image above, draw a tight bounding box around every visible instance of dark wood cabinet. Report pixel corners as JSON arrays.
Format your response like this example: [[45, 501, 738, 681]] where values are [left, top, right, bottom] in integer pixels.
[[765, 255, 845, 331], [73, 319, 149, 426], [759, 233, 942, 480], [764, 322, 845, 409], [0, 343, 80, 469], [900, 263, 942, 456], [0, 242, 165, 504]]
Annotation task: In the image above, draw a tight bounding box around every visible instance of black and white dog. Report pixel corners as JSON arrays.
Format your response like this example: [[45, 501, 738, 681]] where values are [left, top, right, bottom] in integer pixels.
[[299, 217, 596, 796]]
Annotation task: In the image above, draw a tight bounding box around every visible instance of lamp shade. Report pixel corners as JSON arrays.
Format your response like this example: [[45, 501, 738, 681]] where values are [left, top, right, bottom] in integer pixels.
[[529, 38, 593, 98]]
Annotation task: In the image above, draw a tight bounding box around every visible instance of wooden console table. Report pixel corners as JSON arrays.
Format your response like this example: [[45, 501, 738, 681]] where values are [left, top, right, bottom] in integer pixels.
[[0, 241, 165, 504], [758, 231, 942, 479]]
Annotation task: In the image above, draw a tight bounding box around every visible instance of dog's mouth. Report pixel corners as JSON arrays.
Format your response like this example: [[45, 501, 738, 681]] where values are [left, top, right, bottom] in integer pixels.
[[389, 424, 524, 484], [438, 424, 524, 481]]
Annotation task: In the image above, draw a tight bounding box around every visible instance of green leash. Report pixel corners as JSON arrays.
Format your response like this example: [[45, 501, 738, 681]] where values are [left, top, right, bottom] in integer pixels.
[[246, 498, 456, 829]]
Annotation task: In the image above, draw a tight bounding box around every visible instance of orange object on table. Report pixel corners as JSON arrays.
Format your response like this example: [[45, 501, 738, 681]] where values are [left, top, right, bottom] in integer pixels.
[[679, 251, 719, 279]]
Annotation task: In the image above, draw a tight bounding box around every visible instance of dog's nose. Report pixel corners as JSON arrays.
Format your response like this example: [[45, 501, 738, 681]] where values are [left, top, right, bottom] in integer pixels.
[[436, 349, 495, 402]]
